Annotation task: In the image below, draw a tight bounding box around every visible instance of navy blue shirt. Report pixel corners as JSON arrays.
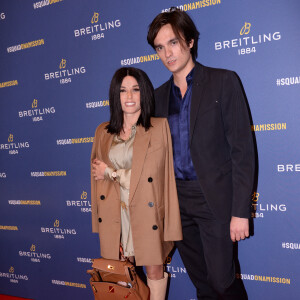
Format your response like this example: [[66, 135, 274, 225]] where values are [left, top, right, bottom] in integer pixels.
[[168, 68, 198, 180]]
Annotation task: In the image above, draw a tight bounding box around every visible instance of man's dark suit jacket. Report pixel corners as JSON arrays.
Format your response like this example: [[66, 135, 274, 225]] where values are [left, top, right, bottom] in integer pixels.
[[155, 62, 255, 223]]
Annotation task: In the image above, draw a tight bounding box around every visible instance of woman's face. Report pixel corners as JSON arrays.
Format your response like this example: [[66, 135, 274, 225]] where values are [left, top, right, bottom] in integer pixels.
[[120, 75, 141, 118]]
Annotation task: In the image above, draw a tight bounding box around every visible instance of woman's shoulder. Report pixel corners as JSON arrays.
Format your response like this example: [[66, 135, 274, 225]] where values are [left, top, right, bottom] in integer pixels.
[[150, 117, 168, 127], [94, 121, 110, 135]]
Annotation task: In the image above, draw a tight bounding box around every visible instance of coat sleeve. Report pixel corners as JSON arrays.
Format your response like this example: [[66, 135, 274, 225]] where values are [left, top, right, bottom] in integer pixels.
[[105, 167, 131, 190], [220, 71, 255, 218], [91, 126, 100, 233], [162, 119, 183, 241]]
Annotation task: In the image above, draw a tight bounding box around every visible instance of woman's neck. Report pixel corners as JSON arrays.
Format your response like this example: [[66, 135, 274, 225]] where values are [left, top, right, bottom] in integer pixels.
[[122, 113, 140, 132]]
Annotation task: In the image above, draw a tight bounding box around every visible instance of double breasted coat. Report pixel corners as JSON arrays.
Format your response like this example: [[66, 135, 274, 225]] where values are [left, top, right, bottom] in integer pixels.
[[91, 117, 182, 266]]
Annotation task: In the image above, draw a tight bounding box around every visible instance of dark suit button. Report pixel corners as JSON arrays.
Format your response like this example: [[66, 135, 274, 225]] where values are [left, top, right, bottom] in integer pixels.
[[100, 195, 105, 200], [98, 218, 102, 223], [148, 202, 154, 207], [152, 225, 158, 230], [148, 177, 153, 183]]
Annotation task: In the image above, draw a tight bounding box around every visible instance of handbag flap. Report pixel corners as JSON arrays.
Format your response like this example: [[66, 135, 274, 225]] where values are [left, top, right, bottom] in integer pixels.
[[92, 258, 132, 275]]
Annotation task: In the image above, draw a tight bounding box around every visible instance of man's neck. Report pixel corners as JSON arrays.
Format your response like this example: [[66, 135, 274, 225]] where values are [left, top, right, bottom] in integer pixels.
[[173, 61, 195, 98], [173, 61, 195, 89]]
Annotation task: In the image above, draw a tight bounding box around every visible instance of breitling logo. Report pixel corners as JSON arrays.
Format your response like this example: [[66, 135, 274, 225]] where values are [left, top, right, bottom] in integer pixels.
[[19, 98, 55, 122], [252, 192, 259, 203], [41, 219, 77, 239], [19, 244, 51, 262], [32, 99, 38, 108], [66, 191, 91, 213], [215, 22, 281, 55], [91, 12, 99, 24], [0, 134, 30, 155], [0, 267, 29, 282], [81, 191, 87, 200], [277, 164, 300, 172], [240, 22, 251, 35], [59, 59, 66, 69], [73, 12, 121, 40], [251, 192, 287, 218], [44, 59, 86, 84], [54, 219, 59, 227]]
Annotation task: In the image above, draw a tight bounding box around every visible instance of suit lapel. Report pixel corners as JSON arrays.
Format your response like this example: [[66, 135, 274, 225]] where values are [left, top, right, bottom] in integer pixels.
[[129, 125, 151, 203], [190, 63, 207, 143], [156, 80, 171, 117]]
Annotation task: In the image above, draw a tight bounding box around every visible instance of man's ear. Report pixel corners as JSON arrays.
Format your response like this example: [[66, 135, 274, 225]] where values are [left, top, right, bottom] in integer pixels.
[[188, 39, 194, 49]]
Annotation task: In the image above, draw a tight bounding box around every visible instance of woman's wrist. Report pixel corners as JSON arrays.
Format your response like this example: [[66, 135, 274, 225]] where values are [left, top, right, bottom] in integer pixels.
[[104, 167, 118, 182], [104, 167, 113, 180]]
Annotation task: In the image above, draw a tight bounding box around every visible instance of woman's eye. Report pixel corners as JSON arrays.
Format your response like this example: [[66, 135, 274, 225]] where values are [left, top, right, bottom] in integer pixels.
[[133, 88, 140, 92], [120, 89, 126, 93]]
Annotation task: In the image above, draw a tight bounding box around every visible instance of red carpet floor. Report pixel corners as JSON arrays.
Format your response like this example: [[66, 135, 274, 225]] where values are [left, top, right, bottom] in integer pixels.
[[0, 296, 32, 300]]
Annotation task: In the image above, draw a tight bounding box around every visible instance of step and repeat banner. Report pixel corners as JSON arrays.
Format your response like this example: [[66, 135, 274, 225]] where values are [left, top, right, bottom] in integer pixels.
[[0, 0, 299, 299]]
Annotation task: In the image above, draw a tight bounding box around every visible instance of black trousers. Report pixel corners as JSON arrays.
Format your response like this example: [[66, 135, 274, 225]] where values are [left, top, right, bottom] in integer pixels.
[[175, 180, 247, 300]]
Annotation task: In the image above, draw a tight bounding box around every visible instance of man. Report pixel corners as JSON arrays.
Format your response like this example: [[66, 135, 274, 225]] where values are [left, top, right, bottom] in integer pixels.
[[147, 8, 255, 300]]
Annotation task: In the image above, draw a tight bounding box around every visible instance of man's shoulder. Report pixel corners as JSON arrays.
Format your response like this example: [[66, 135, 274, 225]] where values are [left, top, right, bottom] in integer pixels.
[[154, 63, 236, 89], [196, 62, 235, 79], [155, 79, 171, 95]]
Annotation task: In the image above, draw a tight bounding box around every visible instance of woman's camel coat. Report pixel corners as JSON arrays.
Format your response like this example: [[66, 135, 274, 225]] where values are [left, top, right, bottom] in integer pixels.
[[91, 117, 182, 266]]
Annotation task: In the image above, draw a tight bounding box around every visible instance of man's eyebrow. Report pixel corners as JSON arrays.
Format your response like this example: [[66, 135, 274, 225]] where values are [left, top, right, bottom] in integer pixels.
[[154, 38, 178, 48]]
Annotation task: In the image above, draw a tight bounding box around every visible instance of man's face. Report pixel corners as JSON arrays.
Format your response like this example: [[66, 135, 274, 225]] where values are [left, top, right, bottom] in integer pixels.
[[153, 24, 194, 76]]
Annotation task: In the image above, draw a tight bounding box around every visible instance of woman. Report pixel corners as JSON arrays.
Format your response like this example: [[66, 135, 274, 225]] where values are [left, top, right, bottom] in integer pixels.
[[90, 67, 182, 299]]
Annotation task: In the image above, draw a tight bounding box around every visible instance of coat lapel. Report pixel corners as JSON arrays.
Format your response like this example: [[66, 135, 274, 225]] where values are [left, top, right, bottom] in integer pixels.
[[100, 131, 120, 198], [129, 125, 151, 203], [100, 131, 114, 168], [190, 63, 207, 143]]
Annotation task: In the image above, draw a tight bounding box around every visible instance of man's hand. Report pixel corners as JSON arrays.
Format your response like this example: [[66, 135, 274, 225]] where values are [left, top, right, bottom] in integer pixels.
[[230, 216, 249, 242], [91, 159, 107, 180]]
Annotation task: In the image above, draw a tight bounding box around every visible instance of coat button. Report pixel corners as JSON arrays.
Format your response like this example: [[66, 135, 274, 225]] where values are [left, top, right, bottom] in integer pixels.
[[98, 218, 102, 223], [148, 202, 154, 207], [152, 225, 158, 230], [100, 195, 105, 200], [148, 177, 153, 182]]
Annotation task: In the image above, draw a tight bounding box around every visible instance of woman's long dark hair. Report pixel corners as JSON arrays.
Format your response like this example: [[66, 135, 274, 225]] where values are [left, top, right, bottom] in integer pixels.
[[106, 67, 155, 134]]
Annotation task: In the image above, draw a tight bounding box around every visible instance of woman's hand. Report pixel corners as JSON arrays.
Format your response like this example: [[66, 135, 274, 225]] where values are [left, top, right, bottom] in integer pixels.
[[91, 159, 107, 180]]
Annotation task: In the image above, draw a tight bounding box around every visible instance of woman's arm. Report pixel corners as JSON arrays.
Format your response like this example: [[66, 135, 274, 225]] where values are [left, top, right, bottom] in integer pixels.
[[92, 159, 131, 190]]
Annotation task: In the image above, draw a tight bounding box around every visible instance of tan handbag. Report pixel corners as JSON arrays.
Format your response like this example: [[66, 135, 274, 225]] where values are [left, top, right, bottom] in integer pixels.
[[87, 258, 150, 299]]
